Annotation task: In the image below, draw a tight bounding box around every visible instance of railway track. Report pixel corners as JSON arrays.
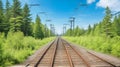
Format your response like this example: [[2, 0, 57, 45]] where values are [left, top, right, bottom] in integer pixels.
[[25, 37, 120, 67]]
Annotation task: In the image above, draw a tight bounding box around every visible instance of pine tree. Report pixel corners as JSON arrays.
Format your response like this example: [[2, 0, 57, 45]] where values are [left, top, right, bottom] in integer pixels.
[[118, 15, 120, 36], [73, 26, 81, 36], [34, 15, 44, 39], [102, 7, 113, 37], [94, 22, 103, 36], [43, 24, 49, 37], [90, 23, 97, 36], [112, 15, 120, 36], [31, 22, 35, 36], [10, 0, 23, 32], [4, 0, 11, 34], [66, 29, 71, 36], [0, 0, 4, 32], [87, 24, 92, 35], [81, 28, 85, 35], [46, 28, 50, 37], [22, 3, 32, 36], [41, 24, 45, 38]]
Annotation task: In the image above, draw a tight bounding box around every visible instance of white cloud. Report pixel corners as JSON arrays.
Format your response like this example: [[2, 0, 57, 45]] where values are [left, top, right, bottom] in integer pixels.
[[96, 0, 120, 11], [87, 0, 95, 4]]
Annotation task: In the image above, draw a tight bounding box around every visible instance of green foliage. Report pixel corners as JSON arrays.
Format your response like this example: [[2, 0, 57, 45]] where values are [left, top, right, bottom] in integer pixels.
[[0, 31, 55, 66], [64, 7, 120, 37], [73, 26, 81, 36], [4, 0, 11, 34], [11, 0, 22, 17], [34, 15, 44, 39], [0, 0, 51, 38], [112, 15, 120, 36], [10, 17, 23, 32], [65, 26, 85, 36], [88, 7, 116, 37], [0, 33, 5, 65], [0, 0, 53, 66], [21, 3, 32, 36], [64, 36, 120, 57], [63, 7, 120, 62], [100, 7, 113, 37], [10, 0, 22, 32], [42, 24, 50, 37], [87, 24, 92, 35], [0, 0, 4, 32]]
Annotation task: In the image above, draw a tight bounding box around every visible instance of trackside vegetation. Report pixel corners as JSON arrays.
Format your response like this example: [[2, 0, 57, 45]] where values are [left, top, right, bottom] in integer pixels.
[[0, 32, 55, 67], [0, 0, 56, 66], [63, 36, 120, 57], [63, 7, 120, 58]]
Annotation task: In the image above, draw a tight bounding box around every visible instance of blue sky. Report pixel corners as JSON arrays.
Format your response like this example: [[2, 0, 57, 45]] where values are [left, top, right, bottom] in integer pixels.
[[2, 0, 120, 34]]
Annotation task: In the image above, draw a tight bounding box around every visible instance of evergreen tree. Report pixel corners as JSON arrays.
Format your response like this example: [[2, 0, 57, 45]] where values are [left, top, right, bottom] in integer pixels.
[[31, 22, 35, 36], [112, 15, 120, 36], [4, 0, 11, 34], [10, 17, 23, 32], [10, 0, 22, 32], [81, 28, 85, 35], [87, 24, 92, 35], [94, 22, 103, 36], [90, 23, 97, 36], [102, 7, 113, 37], [41, 24, 45, 37], [65, 29, 71, 36], [43, 24, 49, 37], [34, 15, 44, 39], [0, 0, 4, 32], [73, 26, 81, 36], [118, 15, 120, 36], [22, 3, 32, 36], [46, 28, 50, 37]]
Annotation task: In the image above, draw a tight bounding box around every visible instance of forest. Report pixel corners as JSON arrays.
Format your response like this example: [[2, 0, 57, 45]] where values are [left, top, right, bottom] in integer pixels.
[[64, 7, 120, 58], [0, 0, 55, 66]]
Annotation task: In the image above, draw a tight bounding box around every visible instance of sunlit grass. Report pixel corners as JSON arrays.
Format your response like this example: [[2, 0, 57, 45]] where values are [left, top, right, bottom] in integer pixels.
[[63, 36, 120, 58]]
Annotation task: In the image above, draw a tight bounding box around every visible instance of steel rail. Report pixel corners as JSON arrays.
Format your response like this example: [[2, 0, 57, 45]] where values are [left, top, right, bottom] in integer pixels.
[[61, 39, 74, 67], [34, 38, 58, 67], [62, 39, 91, 67], [26, 40, 55, 67], [50, 38, 59, 67], [87, 51, 117, 67]]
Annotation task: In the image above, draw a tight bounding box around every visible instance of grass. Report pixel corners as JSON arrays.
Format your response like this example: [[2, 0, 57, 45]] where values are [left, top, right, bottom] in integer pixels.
[[0, 32, 55, 67], [63, 36, 120, 58]]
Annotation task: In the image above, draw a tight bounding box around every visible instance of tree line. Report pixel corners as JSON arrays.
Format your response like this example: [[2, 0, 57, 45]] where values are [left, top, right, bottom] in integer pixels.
[[0, 0, 53, 39], [65, 7, 120, 38]]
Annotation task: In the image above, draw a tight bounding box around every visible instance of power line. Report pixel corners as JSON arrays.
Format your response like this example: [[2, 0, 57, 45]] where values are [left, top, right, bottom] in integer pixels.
[[69, 3, 88, 31], [111, 11, 120, 16], [29, 4, 40, 7]]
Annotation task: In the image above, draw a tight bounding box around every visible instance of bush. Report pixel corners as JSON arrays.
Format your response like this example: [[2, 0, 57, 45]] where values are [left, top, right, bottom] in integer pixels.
[[63, 36, 120, 57], [0, 31, 55, 66]]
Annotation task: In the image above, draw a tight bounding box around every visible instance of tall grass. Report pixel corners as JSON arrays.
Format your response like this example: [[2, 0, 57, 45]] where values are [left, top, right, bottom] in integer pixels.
[[63, 36, 120, 58], [0, 32, 55, 67]]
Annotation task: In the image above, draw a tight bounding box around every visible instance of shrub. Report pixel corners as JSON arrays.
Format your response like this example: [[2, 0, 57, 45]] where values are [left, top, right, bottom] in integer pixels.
[[63, 36, 120, 57], [0, 31, 55, 66]]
